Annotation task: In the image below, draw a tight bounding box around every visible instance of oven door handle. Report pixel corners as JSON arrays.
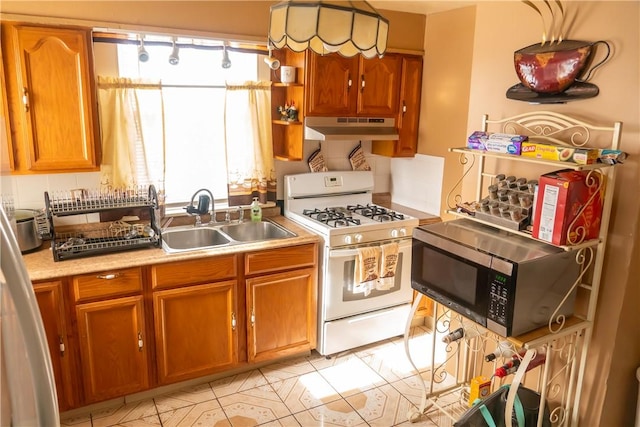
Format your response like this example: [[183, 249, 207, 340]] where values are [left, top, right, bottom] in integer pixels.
[[329, 239, 412, 258]]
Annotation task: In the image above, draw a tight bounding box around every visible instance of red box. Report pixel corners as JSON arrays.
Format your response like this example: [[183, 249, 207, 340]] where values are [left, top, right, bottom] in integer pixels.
[[532, 169, 604, 245]]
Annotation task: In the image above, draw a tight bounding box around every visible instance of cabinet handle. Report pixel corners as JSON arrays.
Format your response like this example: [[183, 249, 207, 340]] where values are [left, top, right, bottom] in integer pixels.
[[360, 75, 365, 92], [402, 100, 407, 115], [231, 312, 237, 330], [138, 332, 143, 351], [59, 336, 65, 356], [22, 88, 29, 112], [250, 310, 255, 326], [97, 273, 120, 280], [347, 76, 352, 92]]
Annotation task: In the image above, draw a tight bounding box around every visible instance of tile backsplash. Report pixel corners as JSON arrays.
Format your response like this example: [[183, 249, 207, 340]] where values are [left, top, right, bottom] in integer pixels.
[[1, 172, 102, 225]]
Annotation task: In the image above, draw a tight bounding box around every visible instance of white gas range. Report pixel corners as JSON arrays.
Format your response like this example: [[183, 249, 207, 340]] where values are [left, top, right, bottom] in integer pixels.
[[284, 171, 418, 356]]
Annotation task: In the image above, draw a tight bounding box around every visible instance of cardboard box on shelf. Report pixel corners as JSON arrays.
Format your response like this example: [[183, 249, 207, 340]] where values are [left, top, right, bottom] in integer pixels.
[[532, 169, 604, 246], [521, 142, 599, 165]]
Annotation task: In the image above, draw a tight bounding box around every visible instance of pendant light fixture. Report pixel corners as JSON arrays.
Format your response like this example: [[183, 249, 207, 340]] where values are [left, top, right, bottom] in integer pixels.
[[268, 0, 389, 59]]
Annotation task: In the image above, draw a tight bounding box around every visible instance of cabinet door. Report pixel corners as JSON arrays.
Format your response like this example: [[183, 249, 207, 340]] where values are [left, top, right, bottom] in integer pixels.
[[34, 280, 77, 411], [305, 53, 359, 116], [372, 55, 423, 157], [247, 268, 317, 363], [357, 54, 402, 117], [153, 280, 238, 385], [1, 51, 14, 172], [2, 23, 99, 171], [76, 296, 148, 403]]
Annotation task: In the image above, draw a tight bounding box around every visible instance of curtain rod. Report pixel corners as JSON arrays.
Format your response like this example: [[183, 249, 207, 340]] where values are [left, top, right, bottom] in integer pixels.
[[92, 35, 268, 55]]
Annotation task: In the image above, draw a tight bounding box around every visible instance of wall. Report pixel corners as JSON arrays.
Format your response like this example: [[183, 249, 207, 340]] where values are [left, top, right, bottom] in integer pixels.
[[421, 2, 640, 425], [419, 5, 476, 217]]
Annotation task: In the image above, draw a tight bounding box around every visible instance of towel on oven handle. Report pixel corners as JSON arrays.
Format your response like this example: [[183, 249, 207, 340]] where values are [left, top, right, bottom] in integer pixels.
[[354, 246, 380, 296], [377, 242, 399, 291]]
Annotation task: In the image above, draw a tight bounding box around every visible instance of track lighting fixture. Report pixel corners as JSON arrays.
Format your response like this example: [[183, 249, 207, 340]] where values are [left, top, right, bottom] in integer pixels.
[[221, 44, 232, 69], [137, 36, 149, 62], [264, 48, 280, 70], [168, 38, 179, 65]]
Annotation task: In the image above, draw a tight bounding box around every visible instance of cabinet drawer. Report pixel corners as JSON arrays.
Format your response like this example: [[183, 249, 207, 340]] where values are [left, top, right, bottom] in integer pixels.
[[245, 244, 317, 276], [152, 254, 237, 290], [73, 268, 142, 302]]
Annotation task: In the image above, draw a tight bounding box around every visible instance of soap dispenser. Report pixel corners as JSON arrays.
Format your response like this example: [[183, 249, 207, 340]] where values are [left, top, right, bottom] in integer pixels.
[[250, 197, 262, 222]]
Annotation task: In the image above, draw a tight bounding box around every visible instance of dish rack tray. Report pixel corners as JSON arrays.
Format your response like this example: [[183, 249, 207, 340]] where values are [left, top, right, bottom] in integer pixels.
[[44, 185, 161, 261]]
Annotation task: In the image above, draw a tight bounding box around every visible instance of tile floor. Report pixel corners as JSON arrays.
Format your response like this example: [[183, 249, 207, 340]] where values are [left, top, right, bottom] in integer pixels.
[[60, 326, 457, 427]]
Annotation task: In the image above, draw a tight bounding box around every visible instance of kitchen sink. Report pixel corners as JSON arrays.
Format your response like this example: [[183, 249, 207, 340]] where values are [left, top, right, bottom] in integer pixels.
[[161, 220, 296, 253], [219, 220, 296, 242], [162, 226, 230, 253]]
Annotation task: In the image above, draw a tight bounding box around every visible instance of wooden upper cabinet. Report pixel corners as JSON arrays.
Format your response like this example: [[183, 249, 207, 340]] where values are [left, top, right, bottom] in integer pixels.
[[1, 23, 100, 172], [357, 54, 402, 116], [372, 55, 423, 157], [305, 53, 401, 117], [305, 54, 359, 116]]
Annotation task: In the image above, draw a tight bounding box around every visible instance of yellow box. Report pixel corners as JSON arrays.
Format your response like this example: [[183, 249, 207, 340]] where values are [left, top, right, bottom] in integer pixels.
[[469, 376, 492, 407], [521, 142, 599, 165]]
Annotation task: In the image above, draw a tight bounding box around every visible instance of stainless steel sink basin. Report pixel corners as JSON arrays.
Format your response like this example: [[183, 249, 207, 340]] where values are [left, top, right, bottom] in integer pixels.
[[162, 226, 230, 253], [219, 220, 296, 242]]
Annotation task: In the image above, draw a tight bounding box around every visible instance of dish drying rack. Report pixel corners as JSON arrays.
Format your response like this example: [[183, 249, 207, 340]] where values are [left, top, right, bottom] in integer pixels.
[[44, 185, 161, 261]]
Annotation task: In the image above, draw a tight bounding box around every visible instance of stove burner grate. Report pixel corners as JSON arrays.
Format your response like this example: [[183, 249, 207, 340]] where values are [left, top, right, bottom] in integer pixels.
[[346, 204, 406, 222], [303, 208, 361, 228]]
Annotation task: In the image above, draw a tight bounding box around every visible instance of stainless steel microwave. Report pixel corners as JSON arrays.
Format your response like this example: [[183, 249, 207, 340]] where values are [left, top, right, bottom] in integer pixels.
[[411, 219, 580, 337]]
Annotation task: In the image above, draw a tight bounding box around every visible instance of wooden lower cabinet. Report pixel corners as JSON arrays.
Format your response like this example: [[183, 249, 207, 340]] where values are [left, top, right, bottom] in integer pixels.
[[153, 280, 238, 385], [244, 243, 318, 363], [246, 268, 317, 363], [76, 296, 149, 403], [33, 280, 77, 411]]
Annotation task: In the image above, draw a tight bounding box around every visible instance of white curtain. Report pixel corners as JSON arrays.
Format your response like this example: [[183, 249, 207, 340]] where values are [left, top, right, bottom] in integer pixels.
[[96, 76, 166, 197], [224, 81, 276, 206]]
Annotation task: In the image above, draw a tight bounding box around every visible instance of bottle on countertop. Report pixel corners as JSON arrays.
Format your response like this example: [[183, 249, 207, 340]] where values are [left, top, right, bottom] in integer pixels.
[[250, 197, 262, 222]]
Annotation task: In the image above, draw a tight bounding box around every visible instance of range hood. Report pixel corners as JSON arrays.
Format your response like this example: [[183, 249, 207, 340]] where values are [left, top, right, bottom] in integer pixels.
[[304, 117, 399, 141]]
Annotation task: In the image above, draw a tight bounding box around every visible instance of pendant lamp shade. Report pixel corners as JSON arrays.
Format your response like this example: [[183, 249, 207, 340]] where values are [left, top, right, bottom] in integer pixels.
[[268, 1, 389, 59]]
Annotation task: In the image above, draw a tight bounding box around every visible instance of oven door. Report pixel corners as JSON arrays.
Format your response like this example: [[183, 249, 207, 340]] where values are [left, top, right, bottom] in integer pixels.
[[323, 238, 412, 321]]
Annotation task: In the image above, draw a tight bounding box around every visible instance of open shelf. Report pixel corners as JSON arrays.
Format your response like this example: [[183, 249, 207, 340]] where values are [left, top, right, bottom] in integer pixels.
[[446, 209, 601, 252]]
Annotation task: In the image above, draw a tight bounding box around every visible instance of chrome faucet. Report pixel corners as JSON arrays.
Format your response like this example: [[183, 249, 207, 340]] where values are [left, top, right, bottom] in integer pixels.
[[184, 188, 215, 226]]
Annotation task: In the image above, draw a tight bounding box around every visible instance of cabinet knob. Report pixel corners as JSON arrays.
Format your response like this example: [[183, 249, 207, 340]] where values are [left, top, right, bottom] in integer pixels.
[[231, 312, 237, 330], [59, 336, 65, 356], [22, 88, 29, 112], [250, 310, 255, 326], [138, 332, 143, 351], [402, 101, 407, 115]]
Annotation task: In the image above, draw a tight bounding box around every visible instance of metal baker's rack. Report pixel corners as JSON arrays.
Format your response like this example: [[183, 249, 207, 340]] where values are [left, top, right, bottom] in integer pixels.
[[44, 185, 161, 261]]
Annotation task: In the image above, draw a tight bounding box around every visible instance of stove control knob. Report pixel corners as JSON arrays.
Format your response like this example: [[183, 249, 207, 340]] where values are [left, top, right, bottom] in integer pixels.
[[354, 234, 363, 243], [344, 235, 353, 245], [391, 228, 407, 238]]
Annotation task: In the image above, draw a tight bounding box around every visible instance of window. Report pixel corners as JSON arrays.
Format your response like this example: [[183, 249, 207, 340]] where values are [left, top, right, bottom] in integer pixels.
[[115, 37, 259, 206]]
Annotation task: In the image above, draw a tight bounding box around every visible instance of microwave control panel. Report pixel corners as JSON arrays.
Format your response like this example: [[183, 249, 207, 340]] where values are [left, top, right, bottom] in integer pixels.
[[487, 271, 511, 325]]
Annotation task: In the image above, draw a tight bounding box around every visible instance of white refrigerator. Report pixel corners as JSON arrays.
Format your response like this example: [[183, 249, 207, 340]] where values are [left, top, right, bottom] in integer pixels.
[[0, 207, 59, 426]]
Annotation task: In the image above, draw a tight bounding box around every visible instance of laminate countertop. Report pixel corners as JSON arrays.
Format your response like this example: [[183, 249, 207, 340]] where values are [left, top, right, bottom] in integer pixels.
[[372, 193, 442, 226], [23, 216, 322, 282]]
